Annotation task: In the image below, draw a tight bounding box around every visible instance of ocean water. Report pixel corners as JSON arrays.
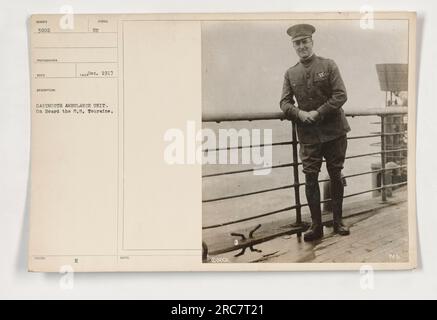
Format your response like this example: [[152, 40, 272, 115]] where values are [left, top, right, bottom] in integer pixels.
[[202, 116, 386, 227]]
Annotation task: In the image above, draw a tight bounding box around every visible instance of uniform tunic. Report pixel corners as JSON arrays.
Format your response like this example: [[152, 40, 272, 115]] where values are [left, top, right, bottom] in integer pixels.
[[280, 54, 350, 145]]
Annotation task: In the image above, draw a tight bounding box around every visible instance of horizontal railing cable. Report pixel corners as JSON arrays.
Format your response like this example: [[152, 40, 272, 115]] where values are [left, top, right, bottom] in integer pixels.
[[202, 181, 407, 229], [202, 165, 407, 203], [202, 132, 405, 153], [202, 148, 407, 178]]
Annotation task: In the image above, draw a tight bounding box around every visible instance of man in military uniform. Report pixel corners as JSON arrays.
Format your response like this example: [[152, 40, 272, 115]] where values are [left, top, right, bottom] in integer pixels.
[[280, 24, 351, 241]]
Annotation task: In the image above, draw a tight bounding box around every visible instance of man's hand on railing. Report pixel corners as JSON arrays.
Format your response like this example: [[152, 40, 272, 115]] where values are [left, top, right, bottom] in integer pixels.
[[283, 107, 296, 121]]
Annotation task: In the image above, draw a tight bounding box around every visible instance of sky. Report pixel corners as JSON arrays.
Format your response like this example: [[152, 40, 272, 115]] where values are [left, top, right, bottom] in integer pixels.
[[202, 19, 409, 114]]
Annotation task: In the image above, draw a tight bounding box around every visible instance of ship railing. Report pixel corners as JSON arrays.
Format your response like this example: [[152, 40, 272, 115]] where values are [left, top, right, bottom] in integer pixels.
[[202, 107, 408, 257]]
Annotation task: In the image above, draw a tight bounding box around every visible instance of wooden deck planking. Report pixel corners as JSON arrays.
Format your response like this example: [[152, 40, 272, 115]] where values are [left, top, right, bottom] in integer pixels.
[[211, 194, 409, 264]]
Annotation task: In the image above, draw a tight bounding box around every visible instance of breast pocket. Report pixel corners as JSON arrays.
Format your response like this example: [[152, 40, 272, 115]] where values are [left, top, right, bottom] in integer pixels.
[[313, 75, 329, 88], [313, 74, 330, 97], [291, 81, 306, 100]]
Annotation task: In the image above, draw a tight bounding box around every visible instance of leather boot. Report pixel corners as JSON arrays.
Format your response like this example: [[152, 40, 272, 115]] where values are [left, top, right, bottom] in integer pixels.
[[330, 170, 350, 236], [304, 173, 324, 242]]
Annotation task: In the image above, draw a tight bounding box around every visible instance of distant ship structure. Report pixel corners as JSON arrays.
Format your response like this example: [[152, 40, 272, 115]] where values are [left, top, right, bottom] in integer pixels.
[[371, 63, 408, 196]]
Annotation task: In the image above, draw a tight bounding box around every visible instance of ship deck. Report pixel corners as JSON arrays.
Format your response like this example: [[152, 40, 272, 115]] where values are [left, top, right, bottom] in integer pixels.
[[205, 187, 409, 264]]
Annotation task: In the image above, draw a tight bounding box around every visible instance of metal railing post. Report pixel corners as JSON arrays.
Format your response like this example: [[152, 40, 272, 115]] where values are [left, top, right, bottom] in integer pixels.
[[380, 115, 387, 202], [291, 121, 302, 232]]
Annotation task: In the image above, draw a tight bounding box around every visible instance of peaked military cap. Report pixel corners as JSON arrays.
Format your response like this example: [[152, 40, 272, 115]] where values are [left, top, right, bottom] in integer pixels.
[[286, 24, 316, 41]]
